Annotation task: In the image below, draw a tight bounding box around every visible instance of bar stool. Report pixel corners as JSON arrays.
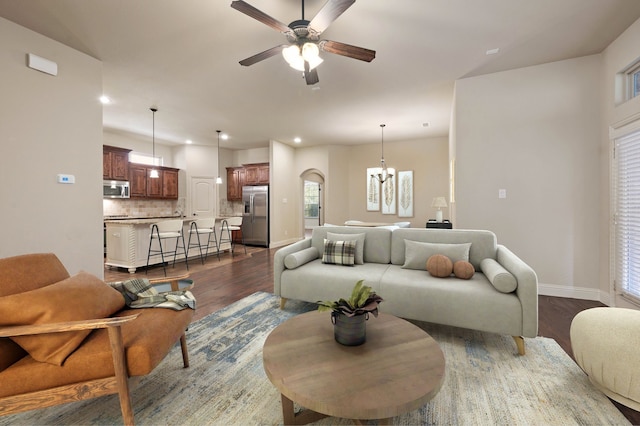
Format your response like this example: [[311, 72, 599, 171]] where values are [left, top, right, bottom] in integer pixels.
[[219, 216, 246, 255], [146, 219, 188, 276], [187, 217, 220, 264]]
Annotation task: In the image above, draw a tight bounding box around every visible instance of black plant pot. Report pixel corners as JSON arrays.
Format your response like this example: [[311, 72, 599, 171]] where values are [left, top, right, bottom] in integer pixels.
[[331, 311, 368, 346]]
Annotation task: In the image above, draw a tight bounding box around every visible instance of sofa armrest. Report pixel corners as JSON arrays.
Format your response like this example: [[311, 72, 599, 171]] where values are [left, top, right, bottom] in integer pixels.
[[496, 245, 538, 338], [273, 238, 312, 296], [0, 314, 139, 338]]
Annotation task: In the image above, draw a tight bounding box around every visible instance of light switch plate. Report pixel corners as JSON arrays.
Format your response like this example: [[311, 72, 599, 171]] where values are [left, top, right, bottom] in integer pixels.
[[498, 189, 507, 199]]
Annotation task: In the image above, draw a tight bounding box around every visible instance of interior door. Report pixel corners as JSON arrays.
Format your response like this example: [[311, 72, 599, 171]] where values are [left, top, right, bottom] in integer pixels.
[[190, 177, 215, 218]]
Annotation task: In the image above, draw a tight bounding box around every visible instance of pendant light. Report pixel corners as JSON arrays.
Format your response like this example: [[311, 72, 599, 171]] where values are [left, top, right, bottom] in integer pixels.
[[371, 124, 392, 184], [216, 130, 223, 184], [149, 107, 159, 178]]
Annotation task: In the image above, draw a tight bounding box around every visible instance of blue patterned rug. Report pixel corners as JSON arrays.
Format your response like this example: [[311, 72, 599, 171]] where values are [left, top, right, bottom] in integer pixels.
[[1, 291, 630, 425]]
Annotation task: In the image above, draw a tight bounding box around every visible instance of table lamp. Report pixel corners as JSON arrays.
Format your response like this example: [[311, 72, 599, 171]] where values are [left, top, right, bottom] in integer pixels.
[[431, 197, 448, 222]]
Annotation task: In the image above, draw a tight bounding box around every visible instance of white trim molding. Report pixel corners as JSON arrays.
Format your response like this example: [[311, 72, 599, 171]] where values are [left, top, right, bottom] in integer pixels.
[[538, 282, 611, 306]]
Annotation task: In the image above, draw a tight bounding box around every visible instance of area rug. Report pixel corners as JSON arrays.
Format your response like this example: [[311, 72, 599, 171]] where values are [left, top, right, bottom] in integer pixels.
[[1, 291, 630, 425]]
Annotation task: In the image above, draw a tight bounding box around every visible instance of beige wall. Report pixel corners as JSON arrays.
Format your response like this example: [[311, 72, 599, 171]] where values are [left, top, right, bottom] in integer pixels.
[[270, 140, 298, 247], [601, 17, 640, 308], [103, 129, 175, 168], [270, 137, 449, 244], [347, 138, 449, 227], [453, 55, 603, 300], [0, 17, 104, 276]]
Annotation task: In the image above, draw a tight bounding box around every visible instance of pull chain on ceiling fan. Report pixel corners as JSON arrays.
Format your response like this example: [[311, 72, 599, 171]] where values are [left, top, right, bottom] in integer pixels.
[[230, 0, 376, 85]]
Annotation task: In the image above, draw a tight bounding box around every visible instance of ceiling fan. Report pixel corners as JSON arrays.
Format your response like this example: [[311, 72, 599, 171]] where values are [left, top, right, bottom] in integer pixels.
[[230, 0, 376, 85]]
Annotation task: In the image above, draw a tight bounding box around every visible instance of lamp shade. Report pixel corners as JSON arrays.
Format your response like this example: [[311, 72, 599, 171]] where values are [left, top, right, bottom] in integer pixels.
[[431, 197, 448, 209]]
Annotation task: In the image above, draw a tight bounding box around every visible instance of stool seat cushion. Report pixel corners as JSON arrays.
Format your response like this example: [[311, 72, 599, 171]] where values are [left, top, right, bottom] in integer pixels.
[[154, 232, 181, 238], [570, 307, 640, 411]]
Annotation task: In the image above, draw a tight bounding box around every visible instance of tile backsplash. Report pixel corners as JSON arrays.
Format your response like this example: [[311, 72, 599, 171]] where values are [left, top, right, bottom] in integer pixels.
[[103, 199, 181, 218], [104, 198, 242, 218]]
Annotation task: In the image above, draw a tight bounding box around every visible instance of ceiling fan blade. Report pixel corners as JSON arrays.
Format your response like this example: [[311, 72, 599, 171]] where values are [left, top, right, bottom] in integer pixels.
[[239, 45, 287, 66], [304, 61, 319, 85], [319, 40, 375, 62], [231, 1, 293, 35], [309, 0, 355, 34]]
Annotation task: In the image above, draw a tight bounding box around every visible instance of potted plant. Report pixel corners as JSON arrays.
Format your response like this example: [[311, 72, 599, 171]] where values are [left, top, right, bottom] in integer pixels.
[[317, 280, 383, 346]]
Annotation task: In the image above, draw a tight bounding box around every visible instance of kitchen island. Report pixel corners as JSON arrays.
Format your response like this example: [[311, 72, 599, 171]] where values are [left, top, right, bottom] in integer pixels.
[[104, 217, 234, 273]]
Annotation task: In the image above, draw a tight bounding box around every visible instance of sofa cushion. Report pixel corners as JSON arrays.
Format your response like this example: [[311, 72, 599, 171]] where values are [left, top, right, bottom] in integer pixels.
[[402, 240, 471, 270], [327, 232, 365, 264], [322, 239, 356, 266], [391, 229, 497, 269], [0, 272, 125, 365], [426, 254, 453, 277], [481, 258, 517, 293], [284, 247, 319, 269], [312, 227, 392, 264], [0, 307, 193, 398]]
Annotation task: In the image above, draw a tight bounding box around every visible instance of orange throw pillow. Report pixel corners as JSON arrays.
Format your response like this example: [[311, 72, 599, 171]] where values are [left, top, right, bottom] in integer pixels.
[[426, 254, 453, 278], [453, 260, 475, 280], [0, 272, 125, 365]]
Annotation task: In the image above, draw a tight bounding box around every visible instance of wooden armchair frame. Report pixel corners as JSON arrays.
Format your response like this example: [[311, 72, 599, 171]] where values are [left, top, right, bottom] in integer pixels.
[[0, 274, 192, 426]]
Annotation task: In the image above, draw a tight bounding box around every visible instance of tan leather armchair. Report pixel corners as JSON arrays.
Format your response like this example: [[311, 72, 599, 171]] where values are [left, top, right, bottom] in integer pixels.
[[0, 253, 194, 425]]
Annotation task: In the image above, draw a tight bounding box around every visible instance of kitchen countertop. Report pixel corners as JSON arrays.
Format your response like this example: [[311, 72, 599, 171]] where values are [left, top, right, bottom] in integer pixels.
[[104, 216, 183, 224], [104, 215, 241, 224]]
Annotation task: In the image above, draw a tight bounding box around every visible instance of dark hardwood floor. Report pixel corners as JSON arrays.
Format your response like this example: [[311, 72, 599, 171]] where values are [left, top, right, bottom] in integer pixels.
[[105, 245, 640, 424]]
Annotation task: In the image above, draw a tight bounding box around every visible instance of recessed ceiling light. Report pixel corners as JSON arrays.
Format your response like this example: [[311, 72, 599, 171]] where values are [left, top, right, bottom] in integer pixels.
[[486, 48, 500, 55], [99, 95, 111, 104], [221, 134, 229, 140], [185, 139, 193, 144], [294, 137, 302, 143]]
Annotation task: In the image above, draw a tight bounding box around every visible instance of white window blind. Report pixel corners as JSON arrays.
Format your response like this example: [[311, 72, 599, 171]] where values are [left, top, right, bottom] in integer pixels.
[[615, 128, 640, 303]]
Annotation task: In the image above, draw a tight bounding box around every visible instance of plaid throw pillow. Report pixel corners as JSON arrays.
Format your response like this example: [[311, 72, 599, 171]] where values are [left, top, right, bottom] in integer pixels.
[[322, 239, 356, 266]]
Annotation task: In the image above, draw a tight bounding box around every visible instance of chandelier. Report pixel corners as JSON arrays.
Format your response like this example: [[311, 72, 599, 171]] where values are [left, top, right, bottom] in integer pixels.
[[371, 124, 393, 184]]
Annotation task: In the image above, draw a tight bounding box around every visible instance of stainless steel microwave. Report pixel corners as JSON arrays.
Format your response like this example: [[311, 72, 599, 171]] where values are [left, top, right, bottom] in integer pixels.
[[103, 180, 130, 198]]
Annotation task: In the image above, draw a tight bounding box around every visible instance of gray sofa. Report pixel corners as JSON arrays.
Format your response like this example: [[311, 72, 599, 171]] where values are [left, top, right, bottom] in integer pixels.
[[274, 226, 538, 355]]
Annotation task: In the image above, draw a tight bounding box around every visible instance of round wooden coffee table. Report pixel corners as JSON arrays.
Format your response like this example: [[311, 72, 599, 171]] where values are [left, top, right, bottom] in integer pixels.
[[263, 311, 445, 425]]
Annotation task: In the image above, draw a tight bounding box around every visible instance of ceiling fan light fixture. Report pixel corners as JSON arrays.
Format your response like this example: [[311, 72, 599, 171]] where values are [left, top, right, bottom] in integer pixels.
[[282, 43, 323, 71], [302, 42, 323, 70], [282, 45, 303, 70]]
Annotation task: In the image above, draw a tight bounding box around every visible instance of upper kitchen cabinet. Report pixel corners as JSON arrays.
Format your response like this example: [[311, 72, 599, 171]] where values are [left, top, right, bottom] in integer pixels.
[[226, 167, 244, 201], [244, 163, 269, 185], [162, 168, 179, 199], [129, 165, 179, 199], [103, 145, 131, 181]]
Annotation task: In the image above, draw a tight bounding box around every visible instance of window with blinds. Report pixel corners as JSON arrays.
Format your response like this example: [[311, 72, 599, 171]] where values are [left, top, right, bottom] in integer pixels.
[[615, 128, 640, 303]]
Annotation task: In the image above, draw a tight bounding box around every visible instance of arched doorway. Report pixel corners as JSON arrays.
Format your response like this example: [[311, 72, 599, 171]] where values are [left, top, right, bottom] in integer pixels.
[[301, 169, 325, 237]]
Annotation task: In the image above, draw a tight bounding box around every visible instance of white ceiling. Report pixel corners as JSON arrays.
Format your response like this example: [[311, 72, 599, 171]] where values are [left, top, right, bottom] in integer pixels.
[[2, 0, 640, 150]]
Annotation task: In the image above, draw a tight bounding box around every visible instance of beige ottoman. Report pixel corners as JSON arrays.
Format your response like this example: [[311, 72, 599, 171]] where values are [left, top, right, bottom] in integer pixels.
[[570, 307, 640, 410]]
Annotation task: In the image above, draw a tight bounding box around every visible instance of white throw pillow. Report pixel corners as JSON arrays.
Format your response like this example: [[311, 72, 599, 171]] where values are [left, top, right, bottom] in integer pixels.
[[402, 240, 471, 270], [480, 258, 517, 293], [284, 247, 319, 269]]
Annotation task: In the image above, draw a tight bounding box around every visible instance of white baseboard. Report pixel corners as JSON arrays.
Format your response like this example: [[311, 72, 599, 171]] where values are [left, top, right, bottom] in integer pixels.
[[269, 237, 302, 249], [538, 283, 611, 306]]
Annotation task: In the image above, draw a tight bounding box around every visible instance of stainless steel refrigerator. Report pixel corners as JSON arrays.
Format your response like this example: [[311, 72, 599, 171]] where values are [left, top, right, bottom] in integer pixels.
[[242, 185, 269, 247]]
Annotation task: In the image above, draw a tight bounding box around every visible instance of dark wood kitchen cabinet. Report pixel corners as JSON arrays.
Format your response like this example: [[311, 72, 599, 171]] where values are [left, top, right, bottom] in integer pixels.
[[129, 165, 148, 197], [244, 163, 269, 185], [162, 168, 179, 198], [129, 165, 179, 199], [103, 145, 131, 181], [226, 167, 244, 201]]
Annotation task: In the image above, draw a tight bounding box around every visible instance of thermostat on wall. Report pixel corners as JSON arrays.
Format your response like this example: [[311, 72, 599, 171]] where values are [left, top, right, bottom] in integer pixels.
[[56, 174, 75, 184]]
